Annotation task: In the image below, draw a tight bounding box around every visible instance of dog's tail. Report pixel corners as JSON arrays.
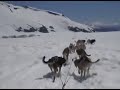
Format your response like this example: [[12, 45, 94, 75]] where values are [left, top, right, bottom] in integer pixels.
[[85, 52, 91, 56], [42, 56, 48, 64], [91, 59, 100, 64], [86, 54, 91, 56], [42, 56, 56, 64]]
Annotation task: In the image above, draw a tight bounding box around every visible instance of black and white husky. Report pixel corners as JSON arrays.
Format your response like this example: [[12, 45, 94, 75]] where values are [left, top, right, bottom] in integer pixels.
[[42, 56, 66, 82]]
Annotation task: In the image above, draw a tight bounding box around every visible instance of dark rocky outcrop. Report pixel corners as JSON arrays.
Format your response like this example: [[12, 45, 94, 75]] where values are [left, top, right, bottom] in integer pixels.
[[47, 11, 59, 16], [51, 30, 55, 32], [14, 7, 19, 10], [68, 26, 90, 33], [15, 25, 49, 33], [24, 27, 37, 32], [16, 27, 22, 32], [49, 26, 54, 29], [38, 25, 49, 33]]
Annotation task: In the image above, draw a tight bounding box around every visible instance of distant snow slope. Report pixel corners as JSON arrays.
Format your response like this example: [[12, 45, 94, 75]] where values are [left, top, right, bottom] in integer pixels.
[[0, 1, 93, 36], [0, 31, 120, 89], [89, 22, 120, 32]]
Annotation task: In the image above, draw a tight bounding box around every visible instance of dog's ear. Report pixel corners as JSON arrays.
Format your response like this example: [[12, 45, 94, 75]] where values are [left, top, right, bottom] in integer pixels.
[[43, 56, 46, 58], [72, 59, 74, 61], [74, 40, 76, 43]]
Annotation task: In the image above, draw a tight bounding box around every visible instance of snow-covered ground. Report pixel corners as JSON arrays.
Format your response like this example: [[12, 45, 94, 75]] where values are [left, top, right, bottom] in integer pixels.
[[0, 31, 120, 89]]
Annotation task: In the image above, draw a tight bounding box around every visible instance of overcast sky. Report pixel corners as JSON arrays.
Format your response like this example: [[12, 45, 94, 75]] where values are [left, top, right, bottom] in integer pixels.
[[6, 1, 120, 25]]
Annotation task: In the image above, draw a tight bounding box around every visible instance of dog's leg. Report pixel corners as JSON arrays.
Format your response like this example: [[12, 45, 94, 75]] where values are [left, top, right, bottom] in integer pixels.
[[58, 66, 61, 77], [83, 69, 86, 78], [49, 65, 53, 72], [81, 69, 83, 78], [87, 67, 90, 76], [52, 69, 57, 83], [65, 54, 69, 65], [53, 74, 55, 82], [78, 69, 80, 74], [67, 54, 69, 61], [73, 48, 75, 53], [50, 67, 53, 72], [79, 55, 81, 59]]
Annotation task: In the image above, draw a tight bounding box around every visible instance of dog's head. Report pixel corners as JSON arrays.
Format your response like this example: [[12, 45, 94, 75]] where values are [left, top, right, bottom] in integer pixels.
[[82, 40, 86, 43], [92, 39, 96, 42]]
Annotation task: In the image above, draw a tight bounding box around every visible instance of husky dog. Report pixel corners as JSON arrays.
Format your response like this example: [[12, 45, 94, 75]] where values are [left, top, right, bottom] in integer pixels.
[[76, 48, 91, 59], [69, 43, 76, 53], [42, 56, 66, 82], [75, 40, 86, 50], [62, 47, 70, 64], [75, 40, 86, 46], [87, 39, 96, 45], [75, 43, 86, 50], [73, 56, 100, 77]]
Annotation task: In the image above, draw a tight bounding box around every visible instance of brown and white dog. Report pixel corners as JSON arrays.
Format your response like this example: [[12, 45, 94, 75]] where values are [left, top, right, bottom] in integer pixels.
[[73, 56, 100, 78], [69, 43, 76, 54], [75, 40, 86, 50], [62, 47, 70, 65]]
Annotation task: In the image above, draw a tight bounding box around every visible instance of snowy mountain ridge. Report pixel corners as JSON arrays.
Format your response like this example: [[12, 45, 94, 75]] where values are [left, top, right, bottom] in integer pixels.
[[0, 1, 94, 36]]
